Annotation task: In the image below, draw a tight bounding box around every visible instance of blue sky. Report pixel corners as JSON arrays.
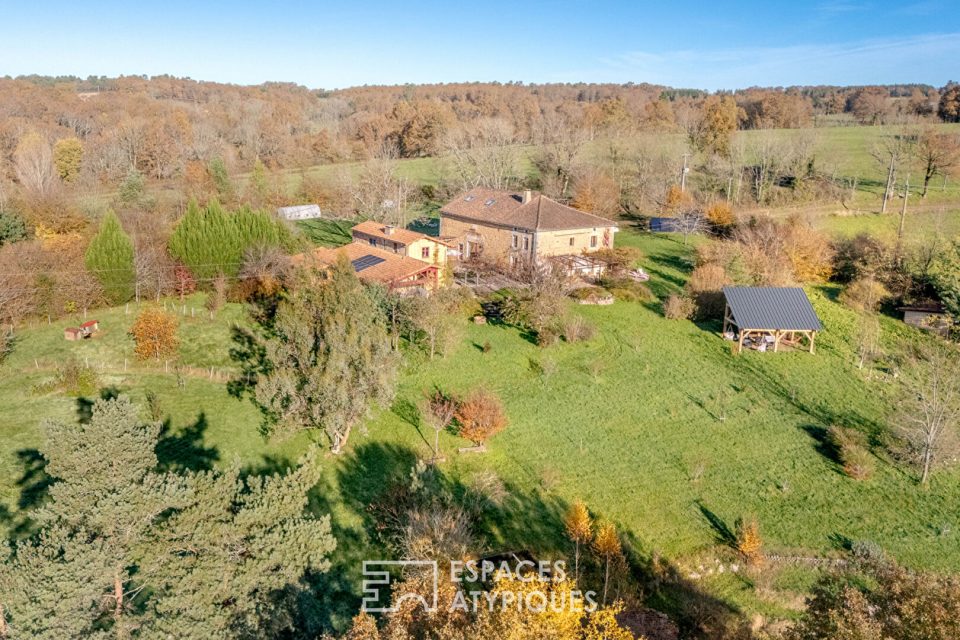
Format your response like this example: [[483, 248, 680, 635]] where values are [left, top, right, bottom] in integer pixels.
[[0, 1, 957, 89]]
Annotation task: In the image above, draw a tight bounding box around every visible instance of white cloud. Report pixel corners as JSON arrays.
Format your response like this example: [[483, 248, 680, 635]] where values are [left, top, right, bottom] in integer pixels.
[[572, 33, 960, 89]]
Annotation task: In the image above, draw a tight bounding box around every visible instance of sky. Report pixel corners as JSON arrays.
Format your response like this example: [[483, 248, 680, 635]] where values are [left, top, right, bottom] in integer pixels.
[[0, 0, 958, 90]]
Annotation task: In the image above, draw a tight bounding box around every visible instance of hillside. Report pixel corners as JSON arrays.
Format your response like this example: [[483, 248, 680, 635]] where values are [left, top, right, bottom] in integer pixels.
[[2, 229, 957, 629]]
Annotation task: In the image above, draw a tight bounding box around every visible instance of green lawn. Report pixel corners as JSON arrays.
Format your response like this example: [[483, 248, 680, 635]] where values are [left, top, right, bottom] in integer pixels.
[[2, 230, 959, 628]]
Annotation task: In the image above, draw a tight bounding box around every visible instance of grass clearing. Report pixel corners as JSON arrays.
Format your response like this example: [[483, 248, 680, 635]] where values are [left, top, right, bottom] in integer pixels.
[[2, 230, 959, 626]]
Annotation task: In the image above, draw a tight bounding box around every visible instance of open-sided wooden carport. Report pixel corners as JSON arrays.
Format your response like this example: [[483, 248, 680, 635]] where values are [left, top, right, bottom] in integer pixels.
[[722, 287, 823, 354]]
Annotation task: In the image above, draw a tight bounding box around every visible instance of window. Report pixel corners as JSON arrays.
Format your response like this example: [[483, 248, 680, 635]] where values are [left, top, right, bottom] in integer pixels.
[[523, 237, 530, 251], [590, 236, 598, 248], [368, 238, 377, 246], [421, 246, 430, 259], [512, 235, 519, 249], [569, 237, 575, 247]]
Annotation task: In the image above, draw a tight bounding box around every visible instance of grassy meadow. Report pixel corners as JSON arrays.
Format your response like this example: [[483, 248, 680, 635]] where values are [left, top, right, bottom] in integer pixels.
[[2, 228, 958, 626]]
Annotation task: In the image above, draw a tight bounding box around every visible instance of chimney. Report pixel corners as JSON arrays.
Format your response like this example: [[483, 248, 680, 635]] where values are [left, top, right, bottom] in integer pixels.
[[383, 225, 395, 236], [522, 189, 532, 204]]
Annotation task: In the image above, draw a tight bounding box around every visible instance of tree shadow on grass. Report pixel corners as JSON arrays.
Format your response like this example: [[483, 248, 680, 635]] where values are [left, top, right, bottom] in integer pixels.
[[156, 412, 220, 473], [620, 528, 749, 639], [695, 501, 737, 548], [800, 424, 845, 475], [75, 385, 123, 424]]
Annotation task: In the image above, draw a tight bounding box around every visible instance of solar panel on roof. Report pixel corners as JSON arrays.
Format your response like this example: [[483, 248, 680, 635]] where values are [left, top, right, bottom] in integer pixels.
[[351, 255, 386, 272], [484, 198, 495, 206]]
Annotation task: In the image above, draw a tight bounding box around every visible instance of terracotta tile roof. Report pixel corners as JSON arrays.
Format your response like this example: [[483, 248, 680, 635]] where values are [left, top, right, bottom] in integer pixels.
[[293, 242, 435, 285], [440, 188, 618, 232]]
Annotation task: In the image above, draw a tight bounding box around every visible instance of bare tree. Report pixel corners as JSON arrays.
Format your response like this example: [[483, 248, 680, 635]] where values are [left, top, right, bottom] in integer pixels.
[[532, 112, 588, 199], [13, 132, 54, 196], [442, 118, 520, 191], [674, 210, 707, 245], [871, 127, 914, 214], [896, 346, 960, 485], [342, 143, 415, 225]]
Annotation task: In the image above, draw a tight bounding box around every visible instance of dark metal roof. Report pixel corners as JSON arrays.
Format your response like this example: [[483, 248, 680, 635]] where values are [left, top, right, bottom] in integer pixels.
[[723, 287, 823, 331]]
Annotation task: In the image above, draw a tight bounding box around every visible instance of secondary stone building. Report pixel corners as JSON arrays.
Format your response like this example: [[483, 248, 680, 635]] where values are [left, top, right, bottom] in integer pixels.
[[440, 188, 618, 265]]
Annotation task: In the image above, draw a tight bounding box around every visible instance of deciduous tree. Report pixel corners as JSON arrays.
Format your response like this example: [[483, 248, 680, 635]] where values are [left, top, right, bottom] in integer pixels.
[[564, 500, 593, 585], [895, 346, 960, 485], [454, 388, 507, 451], [52, 137, 83, 183], [130, 306, 179, 361]]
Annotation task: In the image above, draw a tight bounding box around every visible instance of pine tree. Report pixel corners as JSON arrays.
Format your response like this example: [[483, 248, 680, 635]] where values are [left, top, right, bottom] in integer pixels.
[[1, 397, 336, 637], [239, 257, 399, 452], [144, 450, 335, 639], [169, 200, 295, 280], [84, 210, 136, 304]]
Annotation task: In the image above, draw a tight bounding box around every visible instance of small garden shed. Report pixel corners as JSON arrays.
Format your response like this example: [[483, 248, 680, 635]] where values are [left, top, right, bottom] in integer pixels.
[[722, 287, 822, 354]]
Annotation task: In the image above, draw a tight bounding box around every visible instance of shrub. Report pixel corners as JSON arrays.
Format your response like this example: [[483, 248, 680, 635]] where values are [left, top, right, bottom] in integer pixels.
[[536, 324, 562, 347], [481, 341, 492, 353], [592, 246, 644, 275], [569, 286, 613, 303], [130, 307, 179, 361], [840, 277, 890, 313], [828, 425, 875, 481], [687, 264, 730, 293], [205, 274, 228, 312], [0, 330, 11, 364], [562, 315, 595, 343], [34, 360, 99, 397], [145, 390, 164, 421], [455, 388, 508, 450], [663, 294, 695, 320], [735, 516, 764, 564], [706, 201, 734, 226], [0, 210, 28, 246], [598, 276, 654, 303]]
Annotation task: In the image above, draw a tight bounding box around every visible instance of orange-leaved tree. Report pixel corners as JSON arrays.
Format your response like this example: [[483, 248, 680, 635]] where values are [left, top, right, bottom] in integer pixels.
[[130, 306, 179, 361], [454, 388, 507, 452]]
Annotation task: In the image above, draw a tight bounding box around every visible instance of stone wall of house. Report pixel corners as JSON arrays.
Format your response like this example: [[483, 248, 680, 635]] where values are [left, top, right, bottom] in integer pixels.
[[534, 227, 617, 256], [441, 215, 616, 262]]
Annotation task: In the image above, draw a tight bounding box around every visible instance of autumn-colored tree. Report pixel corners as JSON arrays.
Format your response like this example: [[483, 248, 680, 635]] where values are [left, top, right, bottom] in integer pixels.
[[571, 169, 621, 218], [734, 516, 763, 564], [691, 95, 740, 157], [915, 127, 960, 197], [593, 522, 624, 605], [53, 137, 83, 183], [564, 500, 593, 585], [130, 306, 179, 361], [705, 201, 734, 226], [938, 83, 960, 123], [663, 184, 694, 214], [454, 388, 507, 451], [851, 86, 891, 124]]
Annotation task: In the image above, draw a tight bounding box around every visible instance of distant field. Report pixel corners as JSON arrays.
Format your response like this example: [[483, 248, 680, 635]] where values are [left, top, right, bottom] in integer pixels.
[[2, 229, 957, 627]]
